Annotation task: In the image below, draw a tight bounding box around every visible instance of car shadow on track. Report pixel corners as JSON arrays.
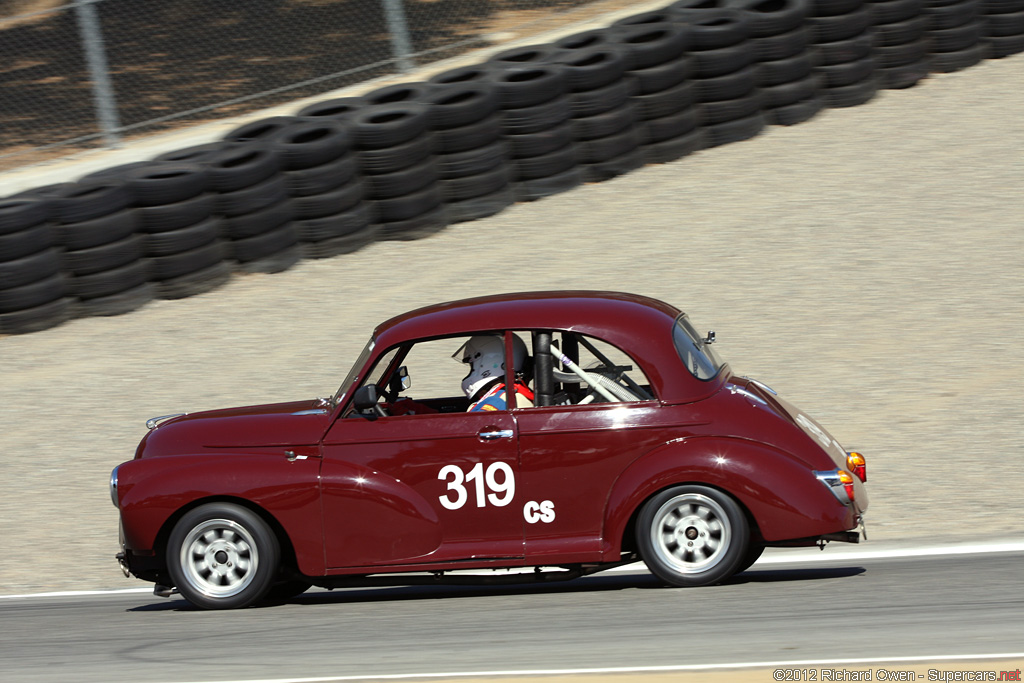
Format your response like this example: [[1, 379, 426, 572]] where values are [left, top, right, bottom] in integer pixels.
[[126, 565, 866, 612]]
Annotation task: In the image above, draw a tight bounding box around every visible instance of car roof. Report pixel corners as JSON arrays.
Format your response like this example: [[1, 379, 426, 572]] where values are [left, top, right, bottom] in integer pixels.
[[373, 291, 727, 403]]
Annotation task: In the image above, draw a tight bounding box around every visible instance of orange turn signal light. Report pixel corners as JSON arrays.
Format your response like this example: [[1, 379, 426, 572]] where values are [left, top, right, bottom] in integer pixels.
[[838, 469, 856, 502], [846, 451, 867, 483]]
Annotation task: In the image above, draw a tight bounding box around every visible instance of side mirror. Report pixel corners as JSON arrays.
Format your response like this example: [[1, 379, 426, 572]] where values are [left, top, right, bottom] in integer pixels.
[[389, 365, 411, 394], [353, 384, 381, 411]]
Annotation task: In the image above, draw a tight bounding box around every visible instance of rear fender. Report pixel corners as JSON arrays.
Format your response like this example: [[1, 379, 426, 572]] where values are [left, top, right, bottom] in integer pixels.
[[117, 451, 324, 576], [601, 436, 854, 560]]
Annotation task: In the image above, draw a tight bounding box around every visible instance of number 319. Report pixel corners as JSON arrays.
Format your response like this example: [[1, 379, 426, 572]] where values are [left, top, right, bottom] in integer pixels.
[[438, 462, 515, 510]]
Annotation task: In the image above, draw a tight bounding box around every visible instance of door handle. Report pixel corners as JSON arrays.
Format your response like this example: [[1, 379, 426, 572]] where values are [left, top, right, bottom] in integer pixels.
[[478, 429, 514, 441]]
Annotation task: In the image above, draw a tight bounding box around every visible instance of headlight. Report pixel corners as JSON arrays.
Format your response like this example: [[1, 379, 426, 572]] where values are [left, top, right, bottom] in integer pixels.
[[109, 466, 119, 508]]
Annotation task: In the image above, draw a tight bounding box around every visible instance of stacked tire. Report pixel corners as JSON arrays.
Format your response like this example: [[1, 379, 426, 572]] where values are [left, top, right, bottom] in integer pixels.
[[867, 0, 931, 89], [806, 0, 880, 108], [0, 199, 74, 334], [982, 0, 1024, 57], [730, 0, 825, 125], [123, 164, 231, 299], [551, 41, 645, 181], [268, 121, 372, 259], [924, 0, 988, 72], [604, 18, 705, 160], [351, 102, 448, 240], [424, 80, 516, 222]]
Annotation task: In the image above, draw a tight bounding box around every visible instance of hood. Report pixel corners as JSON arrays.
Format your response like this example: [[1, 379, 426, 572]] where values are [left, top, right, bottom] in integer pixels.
[[135, 399, 331, 459]]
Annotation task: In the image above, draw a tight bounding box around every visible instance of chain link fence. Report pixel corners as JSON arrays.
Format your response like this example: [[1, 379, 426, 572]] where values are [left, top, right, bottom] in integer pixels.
[[0, 0, 623, 171]]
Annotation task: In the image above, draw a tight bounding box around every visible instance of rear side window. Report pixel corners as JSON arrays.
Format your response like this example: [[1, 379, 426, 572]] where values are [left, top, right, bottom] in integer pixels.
[[673, 315, 723, 381]]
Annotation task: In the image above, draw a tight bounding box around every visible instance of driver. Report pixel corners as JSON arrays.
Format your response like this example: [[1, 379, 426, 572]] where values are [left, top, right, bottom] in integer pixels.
[[453, 335, 534, 411]]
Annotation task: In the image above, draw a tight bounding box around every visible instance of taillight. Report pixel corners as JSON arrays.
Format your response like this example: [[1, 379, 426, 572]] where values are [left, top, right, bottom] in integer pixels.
[[815, 468, 856, 506], [846, 451, 867, 482]]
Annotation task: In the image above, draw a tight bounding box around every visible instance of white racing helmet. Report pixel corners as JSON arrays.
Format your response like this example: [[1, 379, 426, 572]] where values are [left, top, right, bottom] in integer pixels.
[[453, 334, 527, 399]]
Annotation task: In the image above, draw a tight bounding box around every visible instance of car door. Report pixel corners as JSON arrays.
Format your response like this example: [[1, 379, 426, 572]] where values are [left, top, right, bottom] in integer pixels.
[[320, 336, 524, 570]]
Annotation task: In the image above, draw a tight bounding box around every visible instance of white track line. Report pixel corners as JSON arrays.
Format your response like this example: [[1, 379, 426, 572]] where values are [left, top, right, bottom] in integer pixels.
[[168, 653, 1024, 683], [3, 540, 1023, 601]]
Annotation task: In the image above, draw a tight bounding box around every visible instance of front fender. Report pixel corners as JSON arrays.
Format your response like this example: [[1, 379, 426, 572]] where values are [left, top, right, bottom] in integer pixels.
[[117, 450, 324, 576], [601, 436, 856, 559]]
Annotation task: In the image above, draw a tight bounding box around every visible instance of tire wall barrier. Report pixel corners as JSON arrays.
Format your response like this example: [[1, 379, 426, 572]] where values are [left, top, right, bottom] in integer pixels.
[[2, 0, 1021, 335]]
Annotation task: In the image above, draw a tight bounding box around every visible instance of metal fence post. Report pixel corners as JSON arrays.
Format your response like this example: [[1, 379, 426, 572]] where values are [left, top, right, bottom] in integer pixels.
[[381, 0, 415, 73], [74, 0, 122, 147]]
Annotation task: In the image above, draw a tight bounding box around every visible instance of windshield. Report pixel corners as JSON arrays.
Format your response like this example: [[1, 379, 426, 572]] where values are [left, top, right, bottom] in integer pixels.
[[333, 336, 375, 406], [673, 314, 724, 381]]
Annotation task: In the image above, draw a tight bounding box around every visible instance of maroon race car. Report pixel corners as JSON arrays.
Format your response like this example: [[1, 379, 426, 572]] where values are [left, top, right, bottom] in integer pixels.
[[111, 291, 868, 609]]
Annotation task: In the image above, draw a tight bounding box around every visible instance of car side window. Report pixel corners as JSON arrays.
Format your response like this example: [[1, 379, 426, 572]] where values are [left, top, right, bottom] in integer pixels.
[[525, 331, 654, 407]]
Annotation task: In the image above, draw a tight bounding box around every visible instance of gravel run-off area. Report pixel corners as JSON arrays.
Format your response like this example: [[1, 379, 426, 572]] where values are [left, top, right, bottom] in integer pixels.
[[1, 54, 1022, 595]]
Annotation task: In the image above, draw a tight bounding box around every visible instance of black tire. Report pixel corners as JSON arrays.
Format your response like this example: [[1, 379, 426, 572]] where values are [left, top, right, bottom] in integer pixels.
[[296, 204, 373, 242], [506, 124, 574, 159], [56, 208, 137, 250], [822, 75, 879, 106], [499, 96, 573, 135], [702, 111, 767, 146], [69, 259, 150, 300], [436, 140, 509, 179], [636, 485, 749, 586], [215, 175, 290, 218], [736, 542, 766, 573], [928, 21, 983, 52], [701, 90, 764, 124], [575, 126, 642, 163], [235, 243, 302, 275], [282, 155, 359, 197], [261, 580, 314, 603], [376, 205, 450, 241], [985, 32, 1024, 57], [427, 64, 497, 86], [758, 52, 814, 86], [125, 164, 210, 207], [76, 282, 154, 318], [813, 30, 873, 65], [554, 28, 615, 53], [0, 248, 61, 289], [927, 41, 988, 70], [694, 65, 759, 102], [207, 147, 282, 193], [492, 65, 567, 109], [488, 43, 565, 68], [166, 502, 280, 610], [61, 234, 144, 277], [513, 144, 578, 181], [641, 106, 702, 143], [568, 77, 634, 117], [554, 46, 629, 92], [868, 0, 925, 24], [155, 260, 232, 300], [0, 199, 49, 234], [767, 94, 825, 123], [807, 6, 874, 42], [364, 159, 439, 200], [230, 224, 299, 264], [816, 55, 876, 87], [924, 0, 980, 30], [753, 25, 812, 61], [982, 0, 1024, 11], [300, 223, 379, 258], [224, 116, 303, 143], [295, 97, 366, 120], [727, 0, 810, 37], [150, 240, 228, 281], [512, 166, 583, 202], [690, 41, 759, 78], [137, 194, 216, 233], [357, 134, 435, 175], [570, 102, 639, 141], [79, 161, 159, 183], [984, 10, 1024, 36], [439, 164, 512, 202], [609, 23, 690, 69], [873, 15, 928, 47], [876, 57, 931, 87], [0, 273, 67, 313], [351, 104, 432, 150], [675, 8, 754, 49], [580, 146, 647, 182], [628, 54, 695, 95], [363, 81, 436, 106], [51, 182, 132, 224], [292, 181, 365, 220], [0, 223, 56, 262], [761, 73, 824, 107], [445, 186, 515, 224], [155, 141, 237, 164], [424, 82, 500, 129], [874, 38, 930, 67], [809, 0, 864, 17], [435, 115, 503, 154], [270, 121, 352, 170], [373, 185, 444, 222], [0, 296, 76, 335], [633, 80, 699, 120], [612, 9, 677, 28], [221, 199, 295, 240], [143, 217, 221, 256]]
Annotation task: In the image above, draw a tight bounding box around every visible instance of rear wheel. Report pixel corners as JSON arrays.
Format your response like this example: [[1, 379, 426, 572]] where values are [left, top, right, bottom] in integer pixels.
[[167, 503, 279, 609], [637, 485, 748, 586]]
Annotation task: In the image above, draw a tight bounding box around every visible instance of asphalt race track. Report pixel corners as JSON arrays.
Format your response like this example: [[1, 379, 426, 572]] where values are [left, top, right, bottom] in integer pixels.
[[1, 544, 1022, 683]]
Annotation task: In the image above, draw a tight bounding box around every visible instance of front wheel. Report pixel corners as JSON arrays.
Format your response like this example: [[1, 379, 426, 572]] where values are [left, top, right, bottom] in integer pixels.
[[167, 502, 280, 609], [636, 485, 748, 587]]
